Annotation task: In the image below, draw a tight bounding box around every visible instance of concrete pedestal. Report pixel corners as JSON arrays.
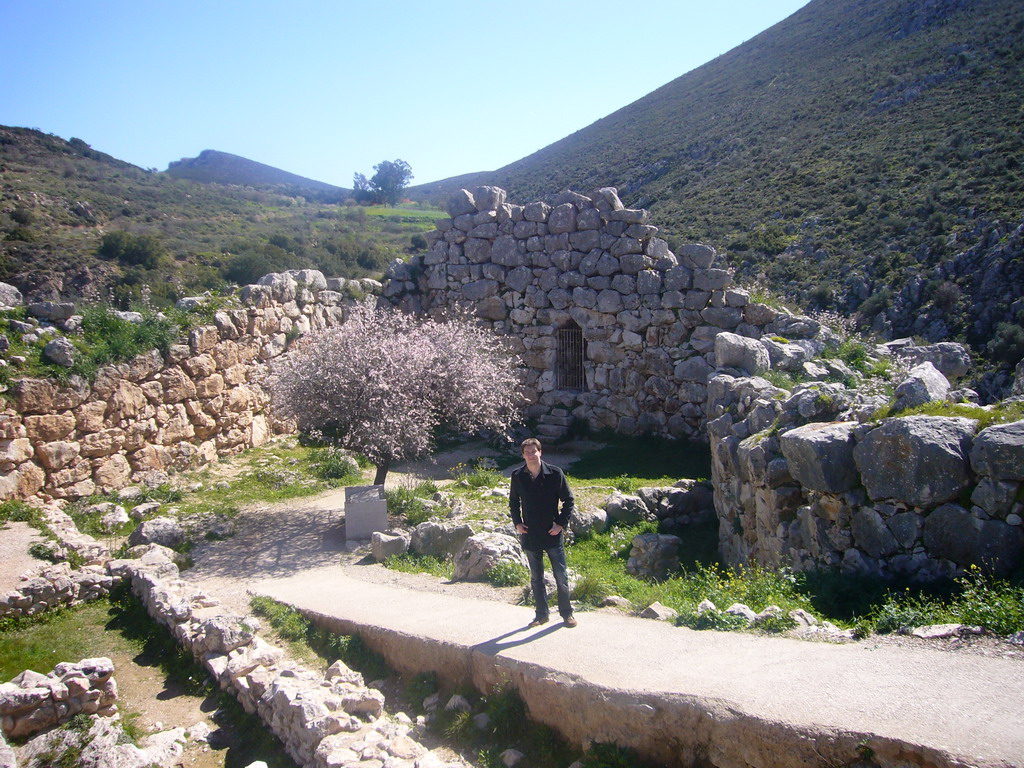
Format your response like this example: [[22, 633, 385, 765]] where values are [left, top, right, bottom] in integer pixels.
[[344, 485, 388, 540]]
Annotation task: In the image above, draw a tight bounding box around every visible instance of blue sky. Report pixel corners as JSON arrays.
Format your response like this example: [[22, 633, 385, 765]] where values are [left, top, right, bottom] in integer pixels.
[[3, 1, 810, 187]]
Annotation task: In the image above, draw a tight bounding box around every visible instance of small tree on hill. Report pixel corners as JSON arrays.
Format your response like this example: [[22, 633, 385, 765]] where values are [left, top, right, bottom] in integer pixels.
[[269, 304, 521, 485]]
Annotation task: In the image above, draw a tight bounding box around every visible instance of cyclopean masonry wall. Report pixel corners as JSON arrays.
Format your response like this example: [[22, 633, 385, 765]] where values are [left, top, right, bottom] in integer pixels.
[[383, 186, 1024, 580], [383, 185, 792, 441], [706, 371, 1024, 580], [0, 271, 374, 503]]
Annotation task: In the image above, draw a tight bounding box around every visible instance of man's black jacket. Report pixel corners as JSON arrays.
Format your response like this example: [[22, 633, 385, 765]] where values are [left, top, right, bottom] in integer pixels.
[[509, 460, 575, 552]]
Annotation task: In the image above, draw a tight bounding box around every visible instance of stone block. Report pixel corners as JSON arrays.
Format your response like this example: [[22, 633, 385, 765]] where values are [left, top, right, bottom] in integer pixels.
[[344, 485, 388, 540]]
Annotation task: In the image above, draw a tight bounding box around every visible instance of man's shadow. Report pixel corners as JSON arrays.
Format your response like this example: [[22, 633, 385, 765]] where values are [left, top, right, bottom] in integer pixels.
[[473, 622, 563, 655]]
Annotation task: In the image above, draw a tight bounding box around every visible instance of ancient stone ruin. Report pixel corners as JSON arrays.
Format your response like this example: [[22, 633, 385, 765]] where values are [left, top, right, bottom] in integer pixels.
[[0, 185, 1021, 582], [384, 185, 787, 441]]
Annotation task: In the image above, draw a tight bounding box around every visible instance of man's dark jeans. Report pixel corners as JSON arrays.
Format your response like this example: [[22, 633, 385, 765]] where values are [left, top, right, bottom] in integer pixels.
[[525, 543, 572, 620]]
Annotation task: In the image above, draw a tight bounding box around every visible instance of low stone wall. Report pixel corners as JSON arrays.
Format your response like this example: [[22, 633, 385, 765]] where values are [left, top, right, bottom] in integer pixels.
[[708, 374, 1024, 579], [383, 185, 799, 440], [112, 551, 462, 768], [0, 272, 368, 503], [0, 658, 117, 739], [0, 560, 116, 620]]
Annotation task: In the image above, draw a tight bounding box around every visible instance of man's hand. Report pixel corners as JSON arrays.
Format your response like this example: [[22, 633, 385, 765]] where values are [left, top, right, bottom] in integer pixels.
[[548, 523, 563, 535], [515, 524, 529, 534]]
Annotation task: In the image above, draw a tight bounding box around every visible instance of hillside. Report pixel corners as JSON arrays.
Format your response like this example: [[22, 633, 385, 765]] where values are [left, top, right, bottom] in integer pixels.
[[410, 0, 1024, 368], [166, 149, 347, 199], [0, 127, 438, 307]]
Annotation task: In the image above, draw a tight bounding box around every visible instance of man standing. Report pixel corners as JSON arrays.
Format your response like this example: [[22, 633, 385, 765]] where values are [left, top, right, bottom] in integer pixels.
[[509, 438, 577, 628]]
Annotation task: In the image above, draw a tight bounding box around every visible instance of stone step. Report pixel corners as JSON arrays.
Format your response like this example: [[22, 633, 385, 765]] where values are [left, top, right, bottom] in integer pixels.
[[536, 423, 569, 438], [539, 414, 573, 427]]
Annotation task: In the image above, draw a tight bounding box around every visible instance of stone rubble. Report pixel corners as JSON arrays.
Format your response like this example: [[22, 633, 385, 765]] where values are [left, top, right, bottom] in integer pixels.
[[0, 658, 117, 739]]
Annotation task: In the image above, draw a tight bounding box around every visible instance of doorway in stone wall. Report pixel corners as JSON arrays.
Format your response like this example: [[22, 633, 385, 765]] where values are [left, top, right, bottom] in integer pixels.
[[556, 320, 585, 390]]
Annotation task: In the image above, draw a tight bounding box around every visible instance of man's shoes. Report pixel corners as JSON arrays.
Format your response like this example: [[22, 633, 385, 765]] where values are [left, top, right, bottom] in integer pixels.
[[528, 616, 549, 628], [563, 615, 578, 628]]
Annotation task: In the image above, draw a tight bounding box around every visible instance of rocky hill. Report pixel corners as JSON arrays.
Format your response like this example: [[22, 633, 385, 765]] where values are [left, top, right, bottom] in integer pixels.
[[0, 127, 432, 306], [166, 149, 346, 197], [410, 0, 1024, 368]]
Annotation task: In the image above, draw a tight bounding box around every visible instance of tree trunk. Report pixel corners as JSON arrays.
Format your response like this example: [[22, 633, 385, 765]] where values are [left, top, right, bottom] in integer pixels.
[[373, 459, 390, 486]]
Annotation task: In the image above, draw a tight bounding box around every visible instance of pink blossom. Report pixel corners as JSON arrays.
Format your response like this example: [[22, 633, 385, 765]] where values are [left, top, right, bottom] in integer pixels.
[[269, 304, 522, 484]]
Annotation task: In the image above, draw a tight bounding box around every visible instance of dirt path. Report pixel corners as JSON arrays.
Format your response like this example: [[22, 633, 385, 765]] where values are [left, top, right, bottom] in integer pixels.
[[0, 521, 48, 595]]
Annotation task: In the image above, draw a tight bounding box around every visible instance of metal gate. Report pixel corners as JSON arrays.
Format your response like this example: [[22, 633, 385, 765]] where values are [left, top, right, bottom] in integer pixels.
[[556, 324, 585, 390]]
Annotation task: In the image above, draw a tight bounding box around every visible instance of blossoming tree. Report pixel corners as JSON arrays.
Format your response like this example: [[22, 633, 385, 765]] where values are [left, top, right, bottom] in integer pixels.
[[269, 304, 521, 485]]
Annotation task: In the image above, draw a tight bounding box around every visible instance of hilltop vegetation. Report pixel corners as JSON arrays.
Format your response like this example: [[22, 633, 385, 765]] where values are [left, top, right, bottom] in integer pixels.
[[0, 127, 439, 308], [411, 0, 1024, 366]]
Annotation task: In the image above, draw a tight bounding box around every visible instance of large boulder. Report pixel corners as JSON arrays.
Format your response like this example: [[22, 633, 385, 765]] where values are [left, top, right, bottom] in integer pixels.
[[604, 491, 654, 524], [410, 521, 473, 559], [970, 420, 1024, 481], [892, 362, 950, 412], [452, 533, 526, 581], [923, 504, 1024, 576], [894, 342, 972, 380], [626, 533, 682, 581], [714, 332, 769, 374], [0, 282, 23, 309], [853, 416, 977, 508], [371, 531, 410, 562], [568, 505, 608, 539], [127, 516, 186, 549], [779, 422, 859, 493]]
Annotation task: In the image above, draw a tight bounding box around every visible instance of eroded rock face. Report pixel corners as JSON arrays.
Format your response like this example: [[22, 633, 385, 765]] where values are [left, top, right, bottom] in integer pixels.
[[714, 332, 770, 375], [0, 657, 117, 739], [853, 416, 977, 507]]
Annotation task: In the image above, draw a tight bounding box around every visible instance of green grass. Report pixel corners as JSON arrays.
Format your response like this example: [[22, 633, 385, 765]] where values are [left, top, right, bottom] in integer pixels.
[[566, 436, 711, 489], [176, 439, 353, 519], [385, 480, 440, 526], [249, 596, 392, 681], [385, 552, 454, 579], [0, 585, 297, 766], [484, 560, 529, 587], [877, 399, 1024, 426]]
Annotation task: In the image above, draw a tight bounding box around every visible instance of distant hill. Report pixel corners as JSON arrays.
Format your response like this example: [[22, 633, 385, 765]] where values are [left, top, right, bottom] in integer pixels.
[[166, 149, 347, 197], [410, 0, 1024, 367], [0, 126, 436, 306]]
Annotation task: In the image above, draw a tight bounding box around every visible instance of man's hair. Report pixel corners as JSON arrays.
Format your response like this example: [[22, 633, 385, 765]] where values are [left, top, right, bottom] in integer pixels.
[[521, 437, 542, 452]]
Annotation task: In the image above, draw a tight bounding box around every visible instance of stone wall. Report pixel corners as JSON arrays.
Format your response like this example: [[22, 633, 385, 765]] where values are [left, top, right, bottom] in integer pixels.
[[0, 271, 372, 503], [707, 373, 1024, 580], [0, 658, 117, 740], [110, 549, 460, 768], [383, 186, 791, 440]]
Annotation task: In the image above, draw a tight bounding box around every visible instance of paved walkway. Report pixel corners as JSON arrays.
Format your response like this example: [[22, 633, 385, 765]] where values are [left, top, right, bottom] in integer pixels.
[[251, 567, 1024, 768]]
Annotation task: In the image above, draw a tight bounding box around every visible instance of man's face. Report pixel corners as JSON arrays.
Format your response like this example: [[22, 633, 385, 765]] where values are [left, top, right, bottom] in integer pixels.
[[523, 444, 541, 463]]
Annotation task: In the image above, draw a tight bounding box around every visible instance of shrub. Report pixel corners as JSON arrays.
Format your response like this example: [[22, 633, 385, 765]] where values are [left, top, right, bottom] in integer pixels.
[[384, 481, 437, 526], [0, 500, 39, 524], [308, 446, 361, 483], [406, 671, 439, 713], [97, 230, 166, 269], [485, 560, 530, 587], [953, 567, 1024, 636], [453, 460, 503, 489], [988, 322, 1024, 365]]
